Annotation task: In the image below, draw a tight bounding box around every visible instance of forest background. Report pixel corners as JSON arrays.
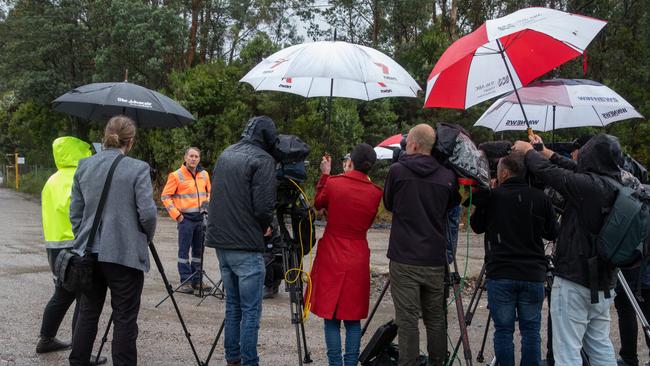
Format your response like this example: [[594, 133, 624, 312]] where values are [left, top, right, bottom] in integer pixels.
[[0, 0, 648, 197]]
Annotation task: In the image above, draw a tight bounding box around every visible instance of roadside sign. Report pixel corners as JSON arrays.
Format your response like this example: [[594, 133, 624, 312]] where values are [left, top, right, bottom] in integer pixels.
[[17, 157, 25, 165]]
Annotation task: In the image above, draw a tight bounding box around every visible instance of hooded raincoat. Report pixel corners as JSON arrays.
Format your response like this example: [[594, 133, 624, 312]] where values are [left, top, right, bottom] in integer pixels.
[[41, 136, 92, 249], [525, 134, 623, 291]]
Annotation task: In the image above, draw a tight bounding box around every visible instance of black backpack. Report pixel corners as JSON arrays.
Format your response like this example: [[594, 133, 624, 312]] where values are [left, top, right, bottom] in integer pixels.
[[595, 176, 650, 269]]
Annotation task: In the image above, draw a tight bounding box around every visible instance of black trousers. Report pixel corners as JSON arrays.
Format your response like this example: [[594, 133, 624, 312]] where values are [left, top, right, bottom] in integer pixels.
[[69, 260, 144, 366], [40, 248, 79, 339], [615, 288, 650, 366], [264, 253, 283, 288]]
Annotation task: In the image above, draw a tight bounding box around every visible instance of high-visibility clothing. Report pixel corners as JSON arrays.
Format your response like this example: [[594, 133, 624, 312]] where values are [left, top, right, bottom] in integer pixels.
[[161, 164, 211, 220], [41, 136, 92, 249]]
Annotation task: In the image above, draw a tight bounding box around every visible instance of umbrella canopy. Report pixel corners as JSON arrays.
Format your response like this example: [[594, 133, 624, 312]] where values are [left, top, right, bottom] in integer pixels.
[[475, 79, 644, 132], [240, 41, 422, 100], [424, 7, 607, 110], [374, 146, 394, 160], [52, 82, 195, 128]]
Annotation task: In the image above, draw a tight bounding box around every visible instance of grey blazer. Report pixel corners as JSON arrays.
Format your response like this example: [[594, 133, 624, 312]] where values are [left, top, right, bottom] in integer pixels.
[[70, 148, 157, 272]]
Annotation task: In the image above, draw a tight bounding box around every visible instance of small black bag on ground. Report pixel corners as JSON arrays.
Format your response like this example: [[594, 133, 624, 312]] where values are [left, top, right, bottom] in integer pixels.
[[359, 320, 427, 366]]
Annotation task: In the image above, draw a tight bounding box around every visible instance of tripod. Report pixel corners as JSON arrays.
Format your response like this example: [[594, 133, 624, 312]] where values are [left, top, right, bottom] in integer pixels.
[[155, 213, 225, 308], [95, 241, 203, 365]]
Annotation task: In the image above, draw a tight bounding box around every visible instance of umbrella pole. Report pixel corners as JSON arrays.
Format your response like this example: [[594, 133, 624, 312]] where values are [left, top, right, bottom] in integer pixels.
[[327, 79, 333, 154], [496, 40, 531, 136], [552, 105, 556, 145]]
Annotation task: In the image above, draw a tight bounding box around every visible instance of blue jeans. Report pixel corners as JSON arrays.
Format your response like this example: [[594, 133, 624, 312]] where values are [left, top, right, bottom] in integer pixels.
[[446, 205, 461, 264], [550, 276, 616, 366], [324, 319, 361, 366], [486, 279, 544, 366], [178, 219, 204, 284], [216, 249, 265, 366]]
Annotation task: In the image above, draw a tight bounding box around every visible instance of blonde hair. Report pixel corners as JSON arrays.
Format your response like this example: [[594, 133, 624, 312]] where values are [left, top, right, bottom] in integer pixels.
[[409, 124, 436, 153], [103, 115, 136, 148]]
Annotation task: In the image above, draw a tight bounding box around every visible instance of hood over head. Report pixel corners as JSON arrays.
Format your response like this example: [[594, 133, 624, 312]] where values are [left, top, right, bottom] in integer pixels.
[[52, 136, 92, 170], [398, 153, 441, 177], [241, 116, 278, 153], [577, 133, 622, 179]]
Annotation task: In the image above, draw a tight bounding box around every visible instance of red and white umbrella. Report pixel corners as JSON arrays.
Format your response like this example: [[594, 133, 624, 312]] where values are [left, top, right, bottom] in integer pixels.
[[374, 134, 403, 160], [424, 7, 607, 112]]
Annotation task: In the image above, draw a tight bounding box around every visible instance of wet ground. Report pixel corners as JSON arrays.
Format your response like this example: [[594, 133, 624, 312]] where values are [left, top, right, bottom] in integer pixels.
[[0, 187, 643, 365]]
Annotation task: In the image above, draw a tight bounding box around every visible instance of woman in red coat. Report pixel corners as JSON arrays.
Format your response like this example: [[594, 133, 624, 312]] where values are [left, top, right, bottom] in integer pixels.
[[309, 143, 383, 366]]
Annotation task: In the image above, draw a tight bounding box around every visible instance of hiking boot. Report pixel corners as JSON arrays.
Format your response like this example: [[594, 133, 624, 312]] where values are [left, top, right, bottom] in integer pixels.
[[192, 282, 213, 293], [36, 337, 71, 353], [177, 283, 194, 294], [263, 286, 276, 299], [90, 354, 107, 365], [226, 361, 241, 366]]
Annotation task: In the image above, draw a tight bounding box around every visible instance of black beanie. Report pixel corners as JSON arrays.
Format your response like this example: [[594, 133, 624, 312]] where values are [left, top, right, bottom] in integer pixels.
[[351, 143, 376, 174]]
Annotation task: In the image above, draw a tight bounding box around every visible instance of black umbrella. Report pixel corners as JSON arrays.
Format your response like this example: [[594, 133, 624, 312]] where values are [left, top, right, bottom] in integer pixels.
[[52, 82, 195, 128]]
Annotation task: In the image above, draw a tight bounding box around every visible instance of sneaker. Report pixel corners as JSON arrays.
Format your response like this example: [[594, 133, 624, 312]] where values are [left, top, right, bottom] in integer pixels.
[[177, 283, 194, 294], [36, 337, 71, 353], [192, 282, 213, 293], [90, 354, 107, 365], [263, 286, 277, 299]]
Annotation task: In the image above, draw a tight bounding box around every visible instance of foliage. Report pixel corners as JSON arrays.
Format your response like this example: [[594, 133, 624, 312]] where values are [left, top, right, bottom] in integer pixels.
[[0, 0, 648, 195]]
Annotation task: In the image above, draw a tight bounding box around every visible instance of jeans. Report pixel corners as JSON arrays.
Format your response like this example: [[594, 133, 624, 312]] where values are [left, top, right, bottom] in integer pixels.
[[40, 248, 79, 339], [446, 205, 461, 264], [178, 219, 204, 284], [614, 287, 650, 366], [216, 249, 265, 366], [389, 261, 446, 366], [324, 319, 361, 366], [69, 260, 144, 366], [486, 279, 544, 366], [551, 276, 616, 366]]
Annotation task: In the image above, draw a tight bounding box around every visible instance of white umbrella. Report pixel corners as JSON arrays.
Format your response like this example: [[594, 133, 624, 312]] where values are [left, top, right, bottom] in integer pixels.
[[241, 41, 421, 100], [374, 146, 395, 160], [475, 79, 644, 140]]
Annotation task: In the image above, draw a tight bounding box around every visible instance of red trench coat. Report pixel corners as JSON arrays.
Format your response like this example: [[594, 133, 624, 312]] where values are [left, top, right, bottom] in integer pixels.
[[308, 170, 383, 320]]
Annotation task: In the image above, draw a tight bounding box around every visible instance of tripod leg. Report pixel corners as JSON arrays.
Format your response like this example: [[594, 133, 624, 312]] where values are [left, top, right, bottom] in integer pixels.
[[361, 278, 390, 337], [617, 270, 650, 339], [204, 319, 225, 366], [476, 310, 491, 363], [155, 274, 195, 308], [149, 241, 203, 366], [95, 314, 113, 365]]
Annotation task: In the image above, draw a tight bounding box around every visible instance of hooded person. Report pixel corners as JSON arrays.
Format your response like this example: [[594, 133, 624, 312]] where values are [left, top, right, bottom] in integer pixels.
[[205, 116, 278, 366], [309, 143, 383, 366], [513, 133, 623, 366], [383, 124, 460, 366], [37, 136, 108, 364]]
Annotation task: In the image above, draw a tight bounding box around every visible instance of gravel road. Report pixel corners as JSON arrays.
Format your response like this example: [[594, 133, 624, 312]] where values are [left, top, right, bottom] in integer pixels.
[[0, 187, 641, 365]]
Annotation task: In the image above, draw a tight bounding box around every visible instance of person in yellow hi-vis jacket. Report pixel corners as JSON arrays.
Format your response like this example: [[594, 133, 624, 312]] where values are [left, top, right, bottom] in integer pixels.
[[37, 136, 107, 364], [161, 147, 211, 294]]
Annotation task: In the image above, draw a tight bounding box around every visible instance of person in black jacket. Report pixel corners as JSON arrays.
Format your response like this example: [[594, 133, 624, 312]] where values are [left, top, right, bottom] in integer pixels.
[[513, 134, 622, 366], [205, 116, 278, 366], [383, 123, 460, 366], [471, 153, 557, 366]]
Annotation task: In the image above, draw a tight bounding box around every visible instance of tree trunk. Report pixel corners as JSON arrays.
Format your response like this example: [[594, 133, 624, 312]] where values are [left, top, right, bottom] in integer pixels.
[[187, 0, 202, 67], [450, 0, 458, 38], [372, 0, 380, 47], [199, 0, 210, 63], [432, 0, 437, 25], [440, 0, 448, 30]]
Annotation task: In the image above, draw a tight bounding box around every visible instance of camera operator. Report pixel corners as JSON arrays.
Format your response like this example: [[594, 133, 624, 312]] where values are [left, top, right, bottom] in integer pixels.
[[309, 143, 383, 366], [384, 124, 460, 366], [513, 134, 623, 366], [470, 152, 558, 366], [205, 116, 278, 366]]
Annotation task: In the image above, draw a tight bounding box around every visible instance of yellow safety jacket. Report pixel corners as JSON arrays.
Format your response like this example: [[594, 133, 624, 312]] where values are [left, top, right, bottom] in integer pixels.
[[161, 164, 211, 220], [41, 136, 92, 249]]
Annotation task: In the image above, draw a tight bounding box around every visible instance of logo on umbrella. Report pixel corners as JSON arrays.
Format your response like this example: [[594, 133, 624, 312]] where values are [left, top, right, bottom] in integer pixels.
[[116, 97, 153, 109], [505, 119, 539, 126], [271, 58, 288, 69], [602, 108, 628, 119], [374, 62, 398, 81], [278, 77, 293, 89], [378, 82, 392, 93]]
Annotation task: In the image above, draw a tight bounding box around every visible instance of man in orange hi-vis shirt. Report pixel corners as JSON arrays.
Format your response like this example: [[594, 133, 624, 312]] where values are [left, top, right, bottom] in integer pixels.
[[161, 147, 211, 294]]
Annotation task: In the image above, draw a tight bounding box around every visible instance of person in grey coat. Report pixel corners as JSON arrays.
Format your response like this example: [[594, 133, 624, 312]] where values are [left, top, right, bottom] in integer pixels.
[[68, 115, 157, 366]]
